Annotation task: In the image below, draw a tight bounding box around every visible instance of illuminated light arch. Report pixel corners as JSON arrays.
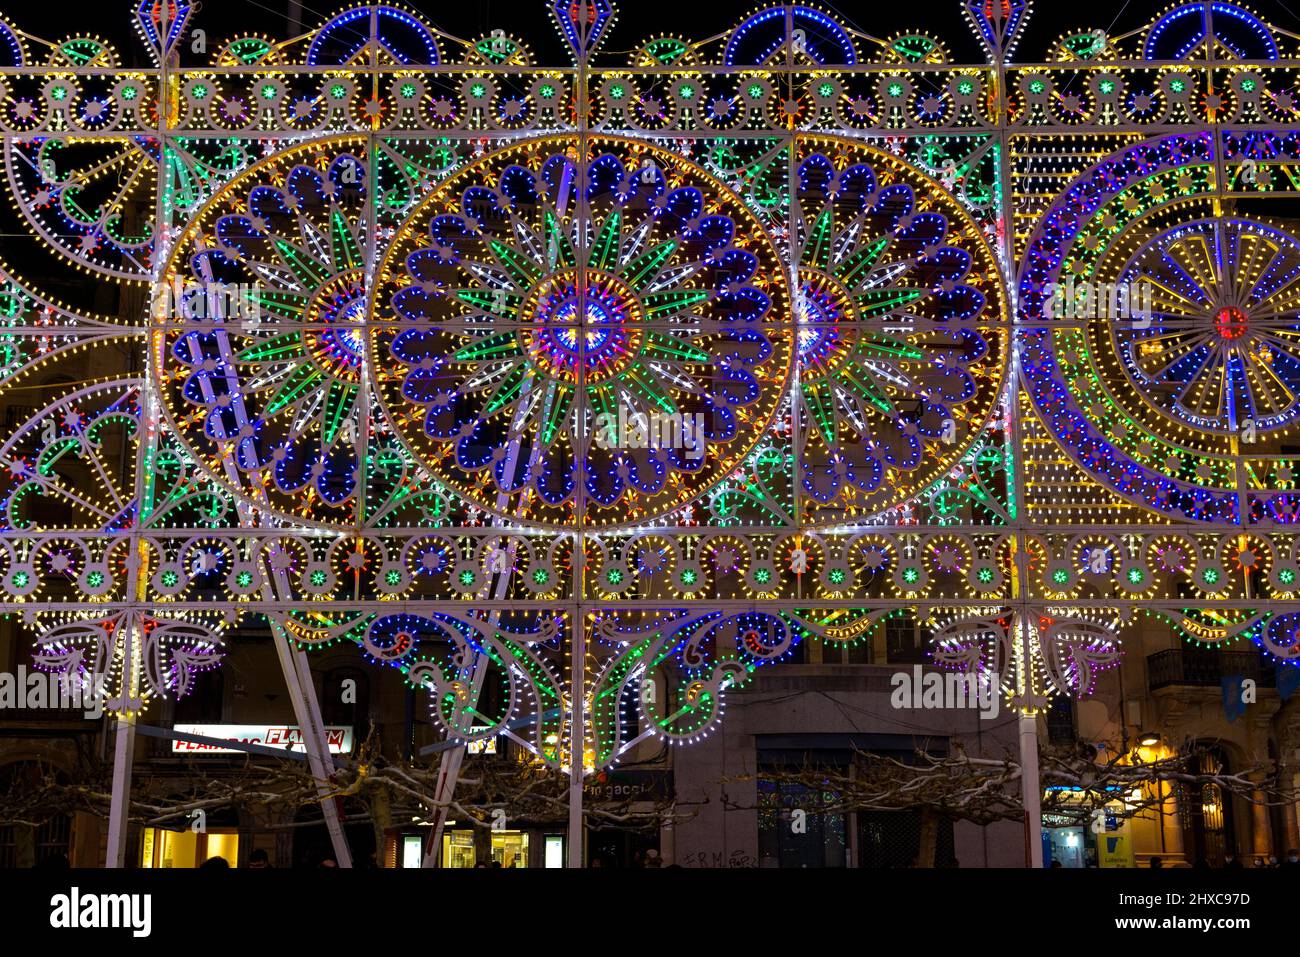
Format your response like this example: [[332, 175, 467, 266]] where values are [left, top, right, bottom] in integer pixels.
[[306, 4, 441, 66], [0, 0, 1297, 776], [1143, 1, 1278, 60], [723, 4, 857, 66]]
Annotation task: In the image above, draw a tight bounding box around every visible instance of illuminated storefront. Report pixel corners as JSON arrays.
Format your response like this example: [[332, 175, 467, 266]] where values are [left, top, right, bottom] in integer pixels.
[[140, 828, 241, 869]]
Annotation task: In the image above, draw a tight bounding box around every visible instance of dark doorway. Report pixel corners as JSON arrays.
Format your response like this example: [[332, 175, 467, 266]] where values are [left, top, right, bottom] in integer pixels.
[[290, 801, 376, 868], [1180, 746, 1236, 866], [857, 810, 955, 868]]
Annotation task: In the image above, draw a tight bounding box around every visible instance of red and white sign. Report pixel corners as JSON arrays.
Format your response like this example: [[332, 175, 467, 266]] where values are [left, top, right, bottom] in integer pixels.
[[171, 724, 354, 755]]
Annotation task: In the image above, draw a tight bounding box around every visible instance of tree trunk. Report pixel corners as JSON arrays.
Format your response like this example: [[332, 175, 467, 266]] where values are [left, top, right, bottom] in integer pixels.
[[916, 808, 938, 868]]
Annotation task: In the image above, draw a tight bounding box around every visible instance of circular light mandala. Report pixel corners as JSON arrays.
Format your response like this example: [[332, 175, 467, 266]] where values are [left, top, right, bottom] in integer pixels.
[[791, 141, 1008, 517], [1113, 218, 1300, 435], [371, 136, 792, 528], [155, 137, 371, 527], [1016, 133, 1299, 523]]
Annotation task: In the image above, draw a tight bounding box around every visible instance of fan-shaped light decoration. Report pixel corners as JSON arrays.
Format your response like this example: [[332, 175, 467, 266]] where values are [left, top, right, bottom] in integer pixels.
[[371, 136, 792, 528], [789, 140, 1007, 519], [0, 0, 1296, 764], [31, 610, 225, 716]]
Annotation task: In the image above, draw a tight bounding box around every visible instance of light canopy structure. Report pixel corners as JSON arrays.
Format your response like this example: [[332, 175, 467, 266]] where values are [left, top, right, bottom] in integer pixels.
[[2, 0, 1300, 864]]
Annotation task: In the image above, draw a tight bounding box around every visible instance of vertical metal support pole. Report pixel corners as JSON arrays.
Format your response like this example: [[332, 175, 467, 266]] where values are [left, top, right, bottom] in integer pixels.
[[422, 746, 465, 867], [103, 0, 167, 872], [105, 712, 138, 867], [270, 622, 353, 867], [568, 0, 592, 872], [568, 613, 586, 868], [1019, 711, 1044, 867]]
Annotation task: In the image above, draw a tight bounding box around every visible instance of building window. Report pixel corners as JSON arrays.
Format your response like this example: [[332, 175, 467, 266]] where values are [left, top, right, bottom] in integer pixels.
[[491, 831, 529, 868], [0, 762, 72, 866], [757, 769, 847, 868], [544, 835, 564, 868], [441, 829, 477, 868], [1046, 695, 1077, 744], [885, 613, 927, 664], [140, 827, 239, 868], [0, 825, 17, 868], [819, 641, 873, 665], [401, 834, 423, 868]]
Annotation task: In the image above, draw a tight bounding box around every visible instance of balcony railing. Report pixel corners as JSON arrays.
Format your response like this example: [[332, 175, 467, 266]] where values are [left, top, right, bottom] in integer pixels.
[[1147, 649, 1276, 691]]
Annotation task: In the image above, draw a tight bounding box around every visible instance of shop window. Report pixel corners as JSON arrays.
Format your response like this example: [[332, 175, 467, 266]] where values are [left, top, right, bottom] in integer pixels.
[[1044, 822, 1092, 868], [492, 831, 529, 868], [757, 775, 847, 868], [441, 829, 476, 868], [544, 835, 564, 868], [401, 834, 424, 868], [436, 829, 532, 867], [140, 827, 239, 868]]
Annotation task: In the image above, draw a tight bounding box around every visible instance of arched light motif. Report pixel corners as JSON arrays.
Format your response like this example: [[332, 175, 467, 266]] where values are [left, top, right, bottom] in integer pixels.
[[0, 0, 1298, 753]]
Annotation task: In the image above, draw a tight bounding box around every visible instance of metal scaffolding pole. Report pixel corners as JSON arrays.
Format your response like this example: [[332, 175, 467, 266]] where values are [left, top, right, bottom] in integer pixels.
[[104, 712, 138, 867], [271, 620, 353, 867]]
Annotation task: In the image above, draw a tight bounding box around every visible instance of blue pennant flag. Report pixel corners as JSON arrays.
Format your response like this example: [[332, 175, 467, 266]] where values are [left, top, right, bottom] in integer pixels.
[[1222, 675, 1247, 723], [1278, 665, 1300, 702]]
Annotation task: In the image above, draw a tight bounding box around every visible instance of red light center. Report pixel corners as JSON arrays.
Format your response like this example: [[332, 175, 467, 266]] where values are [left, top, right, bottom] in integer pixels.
[[1215, 305, 1248, 340]]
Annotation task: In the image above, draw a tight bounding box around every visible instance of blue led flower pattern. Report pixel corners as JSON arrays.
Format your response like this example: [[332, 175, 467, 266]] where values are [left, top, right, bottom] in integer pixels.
[[157, 139, 370, 527], [792, 142, 1007, 519], [373, 137, 791, 527]]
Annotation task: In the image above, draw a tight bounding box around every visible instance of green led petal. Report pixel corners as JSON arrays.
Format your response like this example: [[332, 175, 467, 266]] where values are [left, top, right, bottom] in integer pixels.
[[451, 331, 523, 362], [484, 361, 532, 415], [489, 239, 544, 288], [265, 362, 323, 416], [588, 210, 622, 272], [621, 238, 678, 289], [320, 380, 358, 446], [854, 288, 925, 318], [642, 331, 711, 363], [455, 289, 523, 319], [642, 289, 710, 318], [236, 330, 305, 362]]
